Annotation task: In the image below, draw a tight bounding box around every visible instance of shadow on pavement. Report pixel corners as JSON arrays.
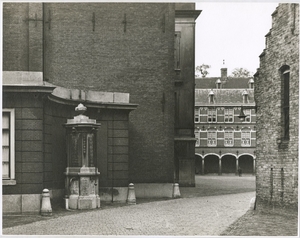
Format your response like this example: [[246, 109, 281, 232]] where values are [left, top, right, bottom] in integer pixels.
[[3, 175, 255, 229]]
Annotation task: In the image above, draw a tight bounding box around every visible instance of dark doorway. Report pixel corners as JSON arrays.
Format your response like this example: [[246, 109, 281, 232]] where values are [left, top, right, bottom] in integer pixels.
[[222, 155, 236, 173], [239, 155, 254, 174], [204, 155, 219, 174]]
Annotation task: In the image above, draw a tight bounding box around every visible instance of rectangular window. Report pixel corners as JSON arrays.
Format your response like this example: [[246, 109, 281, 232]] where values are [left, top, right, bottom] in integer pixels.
[[207, 130, 217, 147], [194, 108, 199, 123], [283, 71, 289, 139], [2, 109, 16, 185], [195, 129, 200, 147], [241, 130, 251, 146], [244, 109, 251, 122], [224, 130, 234, 146], [207, 109, 216, 123], [174, 32, 181, 70], [224, 109, 234, 123]]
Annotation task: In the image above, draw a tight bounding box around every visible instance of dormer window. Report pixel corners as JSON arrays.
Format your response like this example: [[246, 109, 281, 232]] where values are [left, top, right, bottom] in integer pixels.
[[242, 90, 249, 103], [209, 89, 215, 103], [248, 78, 254, 89], [215, 79, 222, 89]]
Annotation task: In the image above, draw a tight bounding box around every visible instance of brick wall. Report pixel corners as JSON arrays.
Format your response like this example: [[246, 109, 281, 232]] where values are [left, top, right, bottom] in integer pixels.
[[3, 3, 43, 71], [255, 3, 299, 209], [3, 2, 177, 186], [3, 93, 44, 195], [43, 3, 176, 183]]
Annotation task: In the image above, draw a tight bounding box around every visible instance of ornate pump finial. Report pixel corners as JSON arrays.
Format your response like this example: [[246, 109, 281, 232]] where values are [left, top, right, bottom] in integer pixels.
[[75, 103, 87, 115]]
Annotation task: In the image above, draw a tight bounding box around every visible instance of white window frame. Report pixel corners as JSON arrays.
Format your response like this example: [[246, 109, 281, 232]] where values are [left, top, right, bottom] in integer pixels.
[[224, 129, 234, 147], [207, 129, 217, 147], [2, 108, 16, 185], [207, 109, 217, 123], [241, 129, 251, 147], [195, 129, 200, 147], [194, 108, 200, 123], [224, 109, 234, 123], [243, 109, 251, 123]]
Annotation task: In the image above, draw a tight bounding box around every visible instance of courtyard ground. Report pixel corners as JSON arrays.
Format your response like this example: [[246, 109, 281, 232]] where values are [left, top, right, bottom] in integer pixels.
[[2, 174, 298, 236]]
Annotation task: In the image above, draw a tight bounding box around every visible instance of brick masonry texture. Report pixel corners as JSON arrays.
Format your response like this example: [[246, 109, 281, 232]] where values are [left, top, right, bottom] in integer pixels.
[[42, 3, 175, 183], [3, 93, 44, 195], [2, 3, 196, 199], [255, 3, 299, 209]]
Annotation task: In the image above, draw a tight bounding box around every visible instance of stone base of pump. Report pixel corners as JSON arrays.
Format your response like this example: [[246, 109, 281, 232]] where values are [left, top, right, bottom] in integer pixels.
[[67, 194, 101, 210]]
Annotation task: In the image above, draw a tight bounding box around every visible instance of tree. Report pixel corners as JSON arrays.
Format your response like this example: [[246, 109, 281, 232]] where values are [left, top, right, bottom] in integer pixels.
[[195, 64, 211, 78], [230, 68, 252, 78]]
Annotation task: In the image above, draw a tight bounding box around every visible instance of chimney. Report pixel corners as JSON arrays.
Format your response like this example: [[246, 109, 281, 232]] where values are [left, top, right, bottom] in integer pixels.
[[221, 68, 227, 80]]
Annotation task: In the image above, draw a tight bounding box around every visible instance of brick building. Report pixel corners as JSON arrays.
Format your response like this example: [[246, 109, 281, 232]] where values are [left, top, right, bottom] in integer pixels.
[[2, 3, 201, 213], [254, 3, 299, 209], [194, 68, 256, 175]]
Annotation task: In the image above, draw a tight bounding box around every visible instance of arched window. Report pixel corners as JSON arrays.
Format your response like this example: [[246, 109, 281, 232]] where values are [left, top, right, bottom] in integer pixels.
[[248, 78, 254, 89], [242, 90, 249, 103], [216, 79, 222, 89], [280, 65, 290, 140], [208, 89, 215, 103]]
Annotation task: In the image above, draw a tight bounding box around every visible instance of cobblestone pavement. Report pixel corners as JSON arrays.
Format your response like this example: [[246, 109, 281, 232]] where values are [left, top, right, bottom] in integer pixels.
[[3, 192, 255, 236], [221, 209, 298, 236]]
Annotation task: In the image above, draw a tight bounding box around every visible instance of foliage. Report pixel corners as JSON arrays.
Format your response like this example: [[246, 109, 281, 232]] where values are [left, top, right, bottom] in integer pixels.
[[195, 64, 211, 78], [230, 68, 252, 78]]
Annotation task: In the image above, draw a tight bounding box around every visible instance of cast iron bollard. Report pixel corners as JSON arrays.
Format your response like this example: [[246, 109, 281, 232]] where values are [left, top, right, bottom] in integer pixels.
[[127, 183, 136, 205], [172, 183, 181, 198], [41, 188, 52, 216]]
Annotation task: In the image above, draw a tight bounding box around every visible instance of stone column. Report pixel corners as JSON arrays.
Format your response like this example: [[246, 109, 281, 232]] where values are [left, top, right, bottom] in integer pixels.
[[236, 158, 239, 176], [253, 158, 256, 175], [218, 158, 222, 175], [201, 157, 205, 175]]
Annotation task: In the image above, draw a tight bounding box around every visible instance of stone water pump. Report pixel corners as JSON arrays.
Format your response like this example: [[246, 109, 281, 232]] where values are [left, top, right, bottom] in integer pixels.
[[64, 103, 101, 209]]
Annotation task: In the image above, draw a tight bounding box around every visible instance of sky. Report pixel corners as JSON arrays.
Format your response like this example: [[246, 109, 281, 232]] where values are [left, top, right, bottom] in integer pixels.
[[195, 2, 279, 77]]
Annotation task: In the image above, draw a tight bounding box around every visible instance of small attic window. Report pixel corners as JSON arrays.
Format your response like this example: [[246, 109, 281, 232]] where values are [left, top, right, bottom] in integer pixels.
[[209, 89, 215, 103], [216, 79, 222, 89], [248, 78, 254, 89], [242, 90, 249, 103]]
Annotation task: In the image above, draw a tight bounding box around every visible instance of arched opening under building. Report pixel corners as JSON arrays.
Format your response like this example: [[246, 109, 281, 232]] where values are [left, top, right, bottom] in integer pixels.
[[238, 154, 254, 174], [204, 154, 219, 174], [221, 155, 236, 173], [195, 154, 203, 174]]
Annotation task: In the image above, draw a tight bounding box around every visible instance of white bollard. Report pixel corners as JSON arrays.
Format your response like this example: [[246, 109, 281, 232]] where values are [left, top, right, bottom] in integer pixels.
[[65, 197, 69, 210], [249, 197, 256, 210], [41, 188, 52, 216], [127, 183, 136, 205], [172, 183, 181, 198]]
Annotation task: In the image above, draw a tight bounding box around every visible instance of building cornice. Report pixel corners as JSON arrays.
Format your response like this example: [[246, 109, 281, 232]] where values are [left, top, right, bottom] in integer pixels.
[[3, 85, 56, 94], [175, 10, 202, 20], [48, 94, 138, 111]]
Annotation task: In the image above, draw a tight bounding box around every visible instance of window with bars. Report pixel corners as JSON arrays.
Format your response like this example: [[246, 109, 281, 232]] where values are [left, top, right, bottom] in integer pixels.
[[224, 129, 234, 146], [224, 109, 234, 123], [241, 129, 251, 146], [207, 109, 216, 123], [2, 109, 15, 184], [207, 129, 217, 146]]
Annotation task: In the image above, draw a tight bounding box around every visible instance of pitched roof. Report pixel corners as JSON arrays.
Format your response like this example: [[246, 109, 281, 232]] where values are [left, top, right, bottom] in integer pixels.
[[195, 89, 255, 106], [195, 77, 253, 89]]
